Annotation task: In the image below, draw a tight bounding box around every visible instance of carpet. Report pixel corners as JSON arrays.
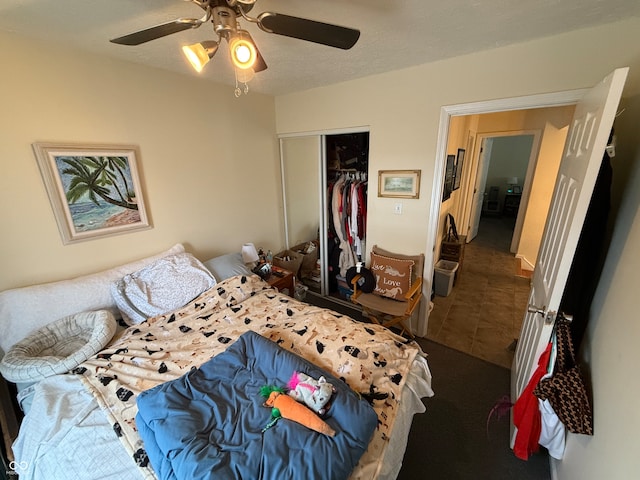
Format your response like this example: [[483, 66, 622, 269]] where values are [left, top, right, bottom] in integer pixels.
[[397, 338, 551, 480], [302, 293, 551, 479]]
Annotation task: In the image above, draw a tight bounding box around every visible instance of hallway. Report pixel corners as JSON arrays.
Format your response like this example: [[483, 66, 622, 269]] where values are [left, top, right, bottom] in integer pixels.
[[427, 217, 532, 369]]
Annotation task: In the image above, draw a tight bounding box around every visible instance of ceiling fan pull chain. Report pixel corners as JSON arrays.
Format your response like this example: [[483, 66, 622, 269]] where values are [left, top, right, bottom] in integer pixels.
[[233, 66, 250, 97], [234, 82, 249, 97]]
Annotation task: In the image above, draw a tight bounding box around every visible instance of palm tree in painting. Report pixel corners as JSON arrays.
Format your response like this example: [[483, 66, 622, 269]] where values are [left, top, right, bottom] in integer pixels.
[[60, 156, 138, 210], [105, 156, 138, 204]]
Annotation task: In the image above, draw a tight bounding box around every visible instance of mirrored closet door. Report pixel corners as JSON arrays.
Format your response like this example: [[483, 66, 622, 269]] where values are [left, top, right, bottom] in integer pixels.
[[280, 135, 324, 294], [280, 130, 369, 304]]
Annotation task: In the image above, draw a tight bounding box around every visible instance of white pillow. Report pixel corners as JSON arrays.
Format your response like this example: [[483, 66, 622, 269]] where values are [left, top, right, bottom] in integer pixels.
[[111, 252, 216, 325], [0, 243, 184, 357]]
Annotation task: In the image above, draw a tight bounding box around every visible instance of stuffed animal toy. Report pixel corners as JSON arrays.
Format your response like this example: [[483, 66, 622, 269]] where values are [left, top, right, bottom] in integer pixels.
[[287, 371, 336, 415], [260, 385, 336, 437]]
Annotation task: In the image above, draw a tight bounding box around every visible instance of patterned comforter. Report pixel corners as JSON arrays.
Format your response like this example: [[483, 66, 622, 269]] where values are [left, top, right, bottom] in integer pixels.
[[75, 274, 427, 479]]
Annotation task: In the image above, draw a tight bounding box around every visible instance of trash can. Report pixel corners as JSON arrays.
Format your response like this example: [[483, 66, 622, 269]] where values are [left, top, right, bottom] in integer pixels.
[[434, 260, 459, 296]]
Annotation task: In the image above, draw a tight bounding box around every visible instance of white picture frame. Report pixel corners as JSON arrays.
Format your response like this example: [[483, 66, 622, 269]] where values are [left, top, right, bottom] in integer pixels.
[[33, 142, 151, 244]]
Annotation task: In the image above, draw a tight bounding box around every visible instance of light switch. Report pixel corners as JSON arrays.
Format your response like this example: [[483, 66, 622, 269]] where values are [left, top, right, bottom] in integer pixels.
[[394, 203, 403, 215]]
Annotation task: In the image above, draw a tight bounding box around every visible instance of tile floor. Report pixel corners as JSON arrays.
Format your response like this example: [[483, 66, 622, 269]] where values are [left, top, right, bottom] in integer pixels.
[[427, 216, 532, 369]]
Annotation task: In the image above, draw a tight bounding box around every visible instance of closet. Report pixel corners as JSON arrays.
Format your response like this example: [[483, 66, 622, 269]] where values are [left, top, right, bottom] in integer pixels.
[[279, 130, 369, 304]]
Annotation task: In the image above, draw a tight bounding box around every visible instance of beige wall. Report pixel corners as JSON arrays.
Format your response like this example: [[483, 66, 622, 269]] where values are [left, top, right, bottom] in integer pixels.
[[484, 135, 532, 205], [434, 114, 473, 260], [0, 31, 281, 291]]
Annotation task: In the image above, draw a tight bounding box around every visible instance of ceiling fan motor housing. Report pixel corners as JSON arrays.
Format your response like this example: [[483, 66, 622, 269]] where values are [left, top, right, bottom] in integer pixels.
[[213, 6, 238, 36]]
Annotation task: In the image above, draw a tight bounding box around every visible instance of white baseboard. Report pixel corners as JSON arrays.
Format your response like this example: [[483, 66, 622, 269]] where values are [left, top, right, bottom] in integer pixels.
[[515, 254, 534, 271]]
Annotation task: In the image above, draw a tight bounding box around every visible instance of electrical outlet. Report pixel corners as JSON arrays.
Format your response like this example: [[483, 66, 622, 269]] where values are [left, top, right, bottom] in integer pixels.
[[394, 203, 403, 215]]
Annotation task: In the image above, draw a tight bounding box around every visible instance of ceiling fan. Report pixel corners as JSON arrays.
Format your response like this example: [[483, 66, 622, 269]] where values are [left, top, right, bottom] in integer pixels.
[[110, 0, 360, 95]]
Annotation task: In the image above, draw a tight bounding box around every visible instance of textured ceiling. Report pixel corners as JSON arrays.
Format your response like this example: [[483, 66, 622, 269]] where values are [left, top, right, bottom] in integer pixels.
[[1, 0, 639, 96]]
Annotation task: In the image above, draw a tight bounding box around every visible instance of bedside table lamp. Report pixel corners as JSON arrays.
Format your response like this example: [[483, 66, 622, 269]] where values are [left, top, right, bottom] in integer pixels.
[[242, 243, 271, 279], [242, 243, 259, 269], [507, 177, 519, 193]]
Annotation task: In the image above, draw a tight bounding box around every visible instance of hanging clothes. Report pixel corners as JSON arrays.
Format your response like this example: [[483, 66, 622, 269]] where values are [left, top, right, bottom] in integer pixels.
[[328, 172, 367, 278], [538, 398, 566, 459], [331, 174, 355, 277], [537, 332, 566, 459], [513, 342, 553, 461], [348, 177, 367, 259]]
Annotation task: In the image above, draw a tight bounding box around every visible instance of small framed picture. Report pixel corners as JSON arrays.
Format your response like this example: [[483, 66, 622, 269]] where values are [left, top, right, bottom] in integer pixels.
[[513, 185, 522, 194], [442, 155, 455, 201], [453, 148, 465, 190], [33, 142, 151, 244], [378, 170, 421, 199]]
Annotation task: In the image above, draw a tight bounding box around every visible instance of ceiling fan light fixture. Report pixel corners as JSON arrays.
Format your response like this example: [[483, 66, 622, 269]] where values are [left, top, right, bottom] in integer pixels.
[[229, 31, 257, 70], [182, 40, 219, 73]]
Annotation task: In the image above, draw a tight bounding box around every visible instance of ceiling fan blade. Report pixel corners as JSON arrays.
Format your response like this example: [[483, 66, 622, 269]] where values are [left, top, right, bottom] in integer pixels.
[[258, 13, 360, 50], [110, 18, 202, 46], [254, 47, 268, 73]]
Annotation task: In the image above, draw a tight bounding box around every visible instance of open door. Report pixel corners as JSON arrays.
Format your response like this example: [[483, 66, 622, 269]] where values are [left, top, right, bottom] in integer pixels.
[[467, 138, 493, 242], [510, 68, 628, 446]]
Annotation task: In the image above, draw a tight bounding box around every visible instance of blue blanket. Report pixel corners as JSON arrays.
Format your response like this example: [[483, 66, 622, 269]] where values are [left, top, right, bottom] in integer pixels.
[[135, 331, 378, 480]]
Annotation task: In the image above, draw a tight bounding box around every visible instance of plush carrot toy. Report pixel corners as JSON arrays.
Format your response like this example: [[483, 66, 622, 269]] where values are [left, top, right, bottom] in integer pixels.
[[260, 385, 336, 437]]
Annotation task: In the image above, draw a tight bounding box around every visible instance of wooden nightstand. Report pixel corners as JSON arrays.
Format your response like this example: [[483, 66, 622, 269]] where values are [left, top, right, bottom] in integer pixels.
[[266, 265, 295, 297], [503, 193, 522, 217]]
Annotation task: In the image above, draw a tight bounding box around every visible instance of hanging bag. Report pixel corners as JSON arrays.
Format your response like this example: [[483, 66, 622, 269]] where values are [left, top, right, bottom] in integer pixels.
[[533, 315, 594, 435], [446, 214, 459, 242]]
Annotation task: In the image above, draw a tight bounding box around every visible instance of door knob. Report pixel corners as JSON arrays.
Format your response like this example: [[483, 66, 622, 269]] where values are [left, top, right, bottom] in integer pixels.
[[527, 305, 559, 324], [527, 305, 546, 316]]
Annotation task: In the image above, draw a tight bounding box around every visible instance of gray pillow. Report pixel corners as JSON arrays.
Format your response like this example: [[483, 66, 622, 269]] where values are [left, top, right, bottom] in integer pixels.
[[203, 252, 253, 281], [111, 253, 216, 325]]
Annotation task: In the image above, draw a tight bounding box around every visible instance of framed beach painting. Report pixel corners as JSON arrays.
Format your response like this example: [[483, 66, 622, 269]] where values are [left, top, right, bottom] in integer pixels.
[[33, 142, 151, 244], [378, 170, 421, 199]]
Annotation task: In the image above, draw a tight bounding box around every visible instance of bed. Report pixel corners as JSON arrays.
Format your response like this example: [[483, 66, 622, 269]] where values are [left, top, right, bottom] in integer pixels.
[[0, 244, 433, 480]]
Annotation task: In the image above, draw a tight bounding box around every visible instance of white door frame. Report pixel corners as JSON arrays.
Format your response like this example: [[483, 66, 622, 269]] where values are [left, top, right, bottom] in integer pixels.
[[422, 90, 586, 336]]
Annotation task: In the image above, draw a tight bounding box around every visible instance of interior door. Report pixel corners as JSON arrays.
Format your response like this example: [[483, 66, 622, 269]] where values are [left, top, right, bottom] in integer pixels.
[[467, 138, 493, 241], [510, 67, 628, 445]]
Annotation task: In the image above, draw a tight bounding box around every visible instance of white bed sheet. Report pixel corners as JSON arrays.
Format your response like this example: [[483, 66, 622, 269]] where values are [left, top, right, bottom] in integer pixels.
[[13, 355, 432, 480]]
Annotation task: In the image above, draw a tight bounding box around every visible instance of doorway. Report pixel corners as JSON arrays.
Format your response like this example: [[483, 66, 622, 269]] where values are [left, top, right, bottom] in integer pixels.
[[469, 134, 535, 251], [424, 96, 580, 367]]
